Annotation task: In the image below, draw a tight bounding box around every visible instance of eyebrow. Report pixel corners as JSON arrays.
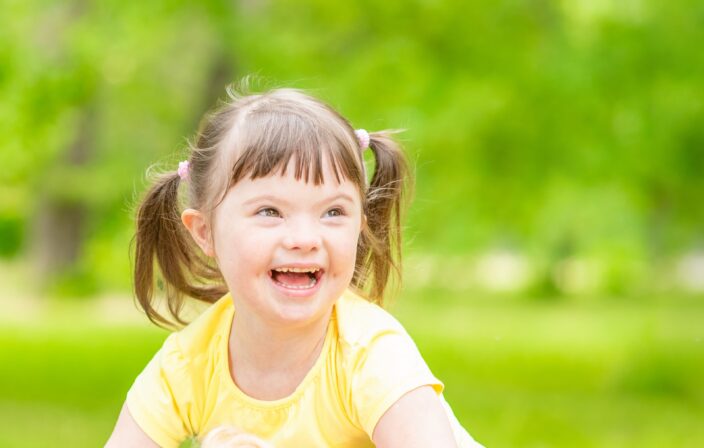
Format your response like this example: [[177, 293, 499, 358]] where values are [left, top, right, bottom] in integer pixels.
[[243, 193, 357, 207]]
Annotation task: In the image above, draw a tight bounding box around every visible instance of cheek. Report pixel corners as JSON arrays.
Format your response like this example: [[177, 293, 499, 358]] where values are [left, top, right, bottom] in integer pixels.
[[213, 229, 263, 267], [331, 229, 362, 266]]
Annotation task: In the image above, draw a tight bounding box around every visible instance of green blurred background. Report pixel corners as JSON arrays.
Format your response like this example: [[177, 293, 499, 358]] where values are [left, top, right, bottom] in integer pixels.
[[1, 0, 703, 446]]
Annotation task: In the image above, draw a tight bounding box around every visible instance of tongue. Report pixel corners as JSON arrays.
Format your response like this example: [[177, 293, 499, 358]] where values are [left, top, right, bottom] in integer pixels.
[[273, 271, 313, 287]]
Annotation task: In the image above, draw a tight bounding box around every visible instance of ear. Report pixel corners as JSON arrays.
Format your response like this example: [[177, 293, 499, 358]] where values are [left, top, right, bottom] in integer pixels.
[[181, 208, 215, 257]]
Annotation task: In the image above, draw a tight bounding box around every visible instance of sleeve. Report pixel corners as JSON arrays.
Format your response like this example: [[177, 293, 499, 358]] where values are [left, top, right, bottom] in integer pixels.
[[125, 332, 195, 448], [347, 329, 444, 436], [440, 395, 485, 448]]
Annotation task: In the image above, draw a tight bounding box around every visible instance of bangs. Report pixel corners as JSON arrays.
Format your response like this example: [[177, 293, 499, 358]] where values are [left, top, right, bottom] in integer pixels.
[[226, 108, 364, 189]]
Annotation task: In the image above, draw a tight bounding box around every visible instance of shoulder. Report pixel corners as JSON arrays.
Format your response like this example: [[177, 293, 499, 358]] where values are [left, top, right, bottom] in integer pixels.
[[170, 293, 233, 359], [129, 293, 233, 405], [129, 295, 233, 386], [333, 289, 427, 370], [125, 294, 233, 446], [332, 290, 443, 436], [334, 289, 408, 347]]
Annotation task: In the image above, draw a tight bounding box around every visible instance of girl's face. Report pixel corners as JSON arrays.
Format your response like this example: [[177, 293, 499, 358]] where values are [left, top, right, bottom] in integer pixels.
[[208, 159, 363, 328]]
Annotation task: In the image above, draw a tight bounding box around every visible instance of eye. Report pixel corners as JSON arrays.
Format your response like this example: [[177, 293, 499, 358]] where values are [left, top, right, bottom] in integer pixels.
[[257, 207, 281, 218], [324, 207, 345, 218]]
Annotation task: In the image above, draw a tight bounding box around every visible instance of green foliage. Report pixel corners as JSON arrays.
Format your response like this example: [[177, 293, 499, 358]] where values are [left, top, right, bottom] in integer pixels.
[[1, 292, 703, 447], [179, 436, 201, 448], [1, 1, 703, 293], [2, 5, 701, 444], [0, 214, 24, 258]]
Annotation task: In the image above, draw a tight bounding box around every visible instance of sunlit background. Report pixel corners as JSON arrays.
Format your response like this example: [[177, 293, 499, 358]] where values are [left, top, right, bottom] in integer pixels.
[[1, 1, 703, 446]]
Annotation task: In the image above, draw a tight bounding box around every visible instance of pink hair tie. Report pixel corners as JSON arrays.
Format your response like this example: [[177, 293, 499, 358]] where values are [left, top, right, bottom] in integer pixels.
[[355, 129, 370, 150], [354, 129, 371, 185], [177, 160, 190, 180]]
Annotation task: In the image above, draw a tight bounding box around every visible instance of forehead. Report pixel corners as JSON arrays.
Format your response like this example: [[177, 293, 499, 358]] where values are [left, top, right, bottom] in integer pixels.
[[199, 97, 367, 212], [208, 136, 365, 208]]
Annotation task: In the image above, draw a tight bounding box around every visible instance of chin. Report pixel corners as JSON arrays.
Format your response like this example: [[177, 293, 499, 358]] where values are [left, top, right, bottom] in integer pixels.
[[268, 292, 336, 327], [271, 300, 331, 327]]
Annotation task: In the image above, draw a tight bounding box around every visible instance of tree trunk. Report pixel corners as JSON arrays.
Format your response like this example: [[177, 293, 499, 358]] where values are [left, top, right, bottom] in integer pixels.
[[32, 104, 97, 284]]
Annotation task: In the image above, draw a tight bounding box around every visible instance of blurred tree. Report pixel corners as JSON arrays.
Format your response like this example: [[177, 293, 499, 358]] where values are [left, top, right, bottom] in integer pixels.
[[1, 0, 702, 296]]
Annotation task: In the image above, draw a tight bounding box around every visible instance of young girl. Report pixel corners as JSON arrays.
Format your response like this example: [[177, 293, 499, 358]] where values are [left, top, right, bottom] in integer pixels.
[[106, 85, 482, 447]]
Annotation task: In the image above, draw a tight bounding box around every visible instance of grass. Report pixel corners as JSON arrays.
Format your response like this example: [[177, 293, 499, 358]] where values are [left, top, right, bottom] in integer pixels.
[[393, 292, 704, 447], [1, 291, 703, 447]]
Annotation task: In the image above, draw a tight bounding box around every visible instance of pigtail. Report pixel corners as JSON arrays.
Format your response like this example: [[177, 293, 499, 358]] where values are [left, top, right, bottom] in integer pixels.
[[356, 130, 412, 304], [133, 170, 226, 328]]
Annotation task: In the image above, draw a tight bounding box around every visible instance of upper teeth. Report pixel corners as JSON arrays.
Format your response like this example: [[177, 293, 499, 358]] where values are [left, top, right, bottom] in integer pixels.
[[276, 267, 319, 273]]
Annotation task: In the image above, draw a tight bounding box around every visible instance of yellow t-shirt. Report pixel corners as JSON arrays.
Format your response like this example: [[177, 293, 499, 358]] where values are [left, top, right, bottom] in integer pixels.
[[126, 289, 482, 447]]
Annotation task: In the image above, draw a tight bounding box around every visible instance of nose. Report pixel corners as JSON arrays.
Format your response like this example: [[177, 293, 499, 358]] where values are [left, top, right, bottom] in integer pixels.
[[282, 217, 322, 252]]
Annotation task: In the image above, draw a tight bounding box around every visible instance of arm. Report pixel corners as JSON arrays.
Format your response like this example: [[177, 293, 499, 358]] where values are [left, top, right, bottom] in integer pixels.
[[105, 403, 160, 448], [372, 385, 457, 448]]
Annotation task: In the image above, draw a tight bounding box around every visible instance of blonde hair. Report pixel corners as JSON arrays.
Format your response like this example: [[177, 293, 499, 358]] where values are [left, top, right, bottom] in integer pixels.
[[133, 82, 412, 327]]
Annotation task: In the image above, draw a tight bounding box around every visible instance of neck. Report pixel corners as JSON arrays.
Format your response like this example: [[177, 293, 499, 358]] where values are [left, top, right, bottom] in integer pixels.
[[227, 302, 333, 400], [231, 312, 330, 369]]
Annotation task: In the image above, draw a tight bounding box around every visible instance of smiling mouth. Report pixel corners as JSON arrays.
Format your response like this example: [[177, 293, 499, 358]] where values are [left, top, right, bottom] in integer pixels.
[[269, 268, 324, 290]]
